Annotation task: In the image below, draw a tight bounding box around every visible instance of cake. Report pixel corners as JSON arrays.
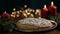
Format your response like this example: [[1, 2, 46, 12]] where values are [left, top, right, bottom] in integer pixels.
[[16, 18, 53, 30]]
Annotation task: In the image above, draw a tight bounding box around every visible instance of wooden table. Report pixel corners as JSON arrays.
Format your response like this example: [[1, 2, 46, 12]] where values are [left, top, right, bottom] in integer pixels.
[[1, 26, 60, 34], [2, 30, 60, 34]]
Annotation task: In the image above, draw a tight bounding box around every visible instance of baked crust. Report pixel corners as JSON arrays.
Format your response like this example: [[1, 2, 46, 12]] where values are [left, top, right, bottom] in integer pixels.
[[16, 18, 53, 30]]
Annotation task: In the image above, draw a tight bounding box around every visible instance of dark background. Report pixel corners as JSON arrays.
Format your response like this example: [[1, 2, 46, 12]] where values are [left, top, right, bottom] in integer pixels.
[[0, 0, 60, 14]]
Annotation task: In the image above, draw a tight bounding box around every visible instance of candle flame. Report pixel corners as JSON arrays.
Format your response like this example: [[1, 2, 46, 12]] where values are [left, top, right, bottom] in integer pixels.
[[44, 5, 46, 8], [51, 1, 54, 5]]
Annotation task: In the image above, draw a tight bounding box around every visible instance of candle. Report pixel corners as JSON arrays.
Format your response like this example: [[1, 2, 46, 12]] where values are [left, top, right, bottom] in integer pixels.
[[41, 5, 48, 18], [2, 11, 10, 18], [48, 1, 57, 16]]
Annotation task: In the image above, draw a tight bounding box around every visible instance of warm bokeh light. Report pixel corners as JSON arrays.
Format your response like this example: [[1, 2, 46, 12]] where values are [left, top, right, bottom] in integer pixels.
[[30, 14, 34, 17], [11, 14, 15, 18], [23, 13, 27, 18], [13, 8, 16, 11], [16, 14, 19, 17], [27, 13, 30, 15], [17, 11, 20, 14], [24, 5, 27, 8]]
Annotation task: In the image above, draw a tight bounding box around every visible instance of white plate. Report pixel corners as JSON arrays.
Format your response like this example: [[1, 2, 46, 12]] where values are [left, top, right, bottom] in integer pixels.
[[15, 20, 57, 32]]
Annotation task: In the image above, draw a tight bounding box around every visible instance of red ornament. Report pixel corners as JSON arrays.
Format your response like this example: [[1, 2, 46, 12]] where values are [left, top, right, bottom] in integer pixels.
[[2, 11, 10, 18], [41, 5, 48, 18], [48, 1, 57, 16]]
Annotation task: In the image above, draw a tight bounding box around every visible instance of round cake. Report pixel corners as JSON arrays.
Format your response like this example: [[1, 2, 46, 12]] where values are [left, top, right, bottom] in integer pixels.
[[16, 18, 53, 30]]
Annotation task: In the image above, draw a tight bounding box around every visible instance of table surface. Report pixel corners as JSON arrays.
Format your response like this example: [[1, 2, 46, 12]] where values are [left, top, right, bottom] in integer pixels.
[[3, 29, 60, 34], [2, 25, 60, 34]]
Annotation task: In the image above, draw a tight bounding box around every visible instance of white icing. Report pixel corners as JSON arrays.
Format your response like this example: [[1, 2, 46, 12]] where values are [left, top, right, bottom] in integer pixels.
[[18, 18, 53, 27]]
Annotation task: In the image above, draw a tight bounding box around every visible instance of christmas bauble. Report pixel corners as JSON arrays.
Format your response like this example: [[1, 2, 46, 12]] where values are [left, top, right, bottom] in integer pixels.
[[2, 11, 10, 18]]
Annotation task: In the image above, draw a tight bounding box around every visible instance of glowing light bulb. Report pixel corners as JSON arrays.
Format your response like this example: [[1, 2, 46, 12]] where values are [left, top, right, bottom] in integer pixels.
[[24, 5, 27, 8], [11, 14, 13, 17], [13, 8, 16, 11], [19, 10, 22, 12], [13, 15, 15, 18], [36, 9, 39, 12], [14, 12, 16, 14], [12, 12, 14, 14], [17, 11, 20, 14], [16, 14, 19, 17], [27, 13, 30, 15], [11, 14, 15, 18], [23, 13, 27, 17]]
